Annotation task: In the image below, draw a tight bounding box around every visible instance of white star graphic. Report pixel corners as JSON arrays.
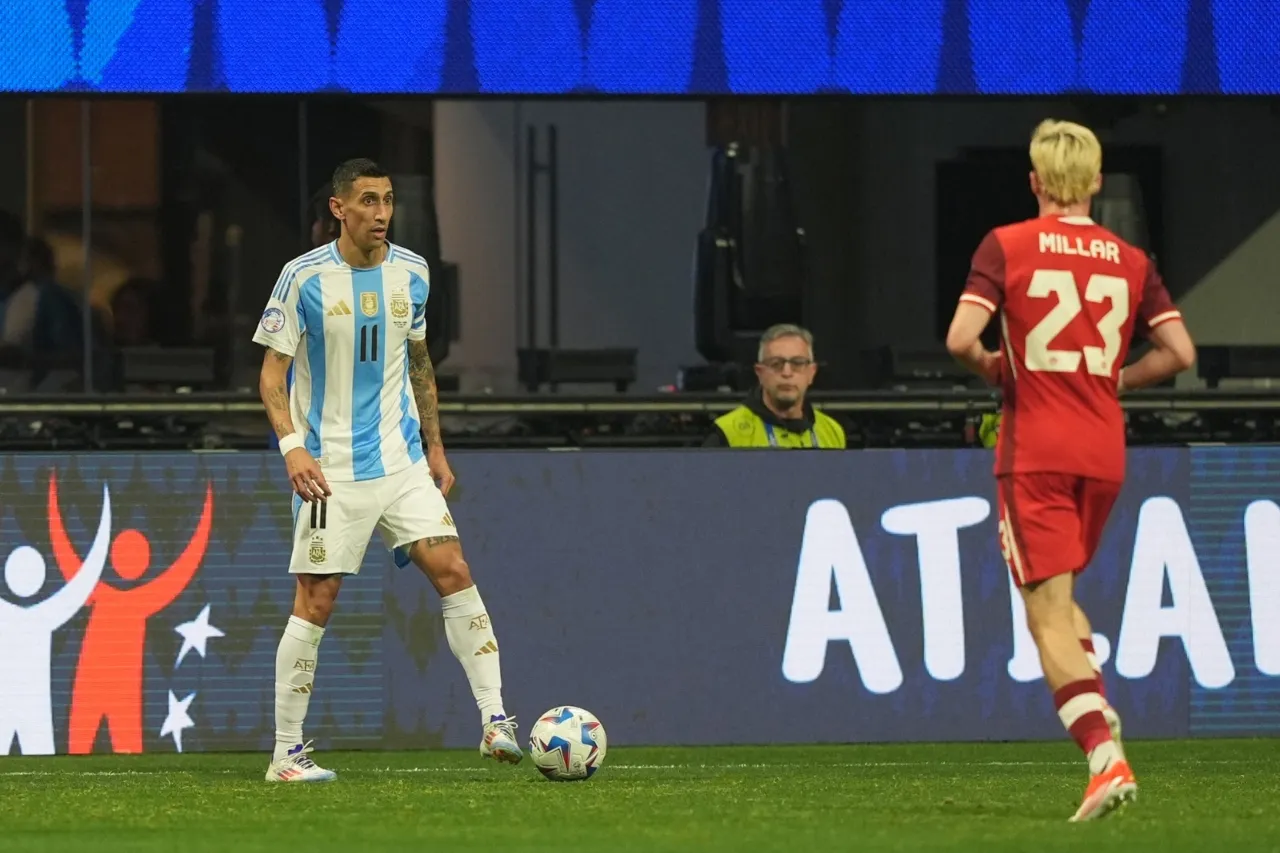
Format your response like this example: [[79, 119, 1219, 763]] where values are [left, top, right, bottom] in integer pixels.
[[159, 690, 196, 753], [174, 604, 225, 668]]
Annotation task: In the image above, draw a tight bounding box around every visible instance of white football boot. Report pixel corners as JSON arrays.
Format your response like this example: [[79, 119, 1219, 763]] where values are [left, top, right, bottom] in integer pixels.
[[479, 715, 523, 765], [265, 741, 338, 782]]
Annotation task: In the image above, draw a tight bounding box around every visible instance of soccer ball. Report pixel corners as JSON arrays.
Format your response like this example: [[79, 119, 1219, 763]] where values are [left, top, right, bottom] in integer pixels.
[[528, 706, 607, 781]]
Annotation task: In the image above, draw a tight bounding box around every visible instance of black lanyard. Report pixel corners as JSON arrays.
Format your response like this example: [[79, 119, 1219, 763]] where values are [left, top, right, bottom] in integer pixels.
[[765, 423, 820, 448]]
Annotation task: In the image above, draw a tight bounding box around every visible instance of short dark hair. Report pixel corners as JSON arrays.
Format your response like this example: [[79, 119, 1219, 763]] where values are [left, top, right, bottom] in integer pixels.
[[112, 276, 158, 308], [22, 236, 54, 277], [331, 158, 389, 198]]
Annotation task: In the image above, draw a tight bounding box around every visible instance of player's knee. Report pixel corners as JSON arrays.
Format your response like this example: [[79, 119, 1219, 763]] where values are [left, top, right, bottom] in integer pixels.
[[1023, 605, 1050, 641], [297, 597, 334, 626], [432, 555, 473, 596], [294, 576, 340, 626], [1023, 597, 1073, 642], [1018, 578, 1070, 637]]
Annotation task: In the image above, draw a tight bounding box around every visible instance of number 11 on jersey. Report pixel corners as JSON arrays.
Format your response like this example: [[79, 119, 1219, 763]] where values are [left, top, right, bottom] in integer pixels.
[[359, 324, 380, 362]]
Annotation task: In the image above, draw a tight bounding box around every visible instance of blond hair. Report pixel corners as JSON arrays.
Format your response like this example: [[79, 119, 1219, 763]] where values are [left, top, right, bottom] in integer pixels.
[[1029, 119, 1102, 206], [758, 323, 814, 362]]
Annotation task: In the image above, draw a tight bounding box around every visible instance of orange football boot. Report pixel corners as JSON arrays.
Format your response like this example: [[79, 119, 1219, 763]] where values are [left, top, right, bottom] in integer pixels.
[[1069, 759, 1137, 822]]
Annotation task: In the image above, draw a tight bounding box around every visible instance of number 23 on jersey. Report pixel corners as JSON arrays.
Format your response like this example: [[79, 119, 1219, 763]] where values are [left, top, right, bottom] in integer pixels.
[[1022, 269, 1129, 377]]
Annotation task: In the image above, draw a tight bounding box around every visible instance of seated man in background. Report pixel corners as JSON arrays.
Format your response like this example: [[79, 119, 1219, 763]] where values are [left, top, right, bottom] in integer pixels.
[[110, 277, 159, 348], [3, 235, 84, 361], [705, 323, 846, 449]]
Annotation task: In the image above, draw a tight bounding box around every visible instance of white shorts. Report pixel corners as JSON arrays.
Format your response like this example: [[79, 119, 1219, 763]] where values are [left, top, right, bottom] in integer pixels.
[[289, 459, 458, 575]]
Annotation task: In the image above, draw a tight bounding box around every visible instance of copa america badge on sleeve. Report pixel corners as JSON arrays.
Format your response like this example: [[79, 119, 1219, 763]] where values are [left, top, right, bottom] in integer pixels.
[[259, 307, 285, 333]]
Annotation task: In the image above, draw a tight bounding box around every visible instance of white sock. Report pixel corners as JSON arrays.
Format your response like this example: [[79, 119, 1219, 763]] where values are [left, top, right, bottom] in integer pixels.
[[1087, 740, 1124, 776], [441, 585, 506, 722], [274, 615, 324, 760]]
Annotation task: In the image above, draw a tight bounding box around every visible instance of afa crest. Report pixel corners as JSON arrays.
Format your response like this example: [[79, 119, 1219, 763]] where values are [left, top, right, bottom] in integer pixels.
[[360, 292, 379, 317], [308, 534, 326, 564], [390, 293, 410, 321]]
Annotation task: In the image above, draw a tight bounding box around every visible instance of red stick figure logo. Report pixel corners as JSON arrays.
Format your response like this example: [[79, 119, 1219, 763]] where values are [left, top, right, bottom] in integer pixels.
[[48, 471, 214, 754]]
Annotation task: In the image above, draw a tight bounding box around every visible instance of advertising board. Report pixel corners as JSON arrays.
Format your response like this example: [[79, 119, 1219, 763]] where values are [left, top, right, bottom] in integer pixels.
[[0, 447, 1276, 755]]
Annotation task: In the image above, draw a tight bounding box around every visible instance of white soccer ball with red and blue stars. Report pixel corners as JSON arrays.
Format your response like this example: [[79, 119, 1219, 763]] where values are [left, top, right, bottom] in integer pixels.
[[529, 706, 607, 781]]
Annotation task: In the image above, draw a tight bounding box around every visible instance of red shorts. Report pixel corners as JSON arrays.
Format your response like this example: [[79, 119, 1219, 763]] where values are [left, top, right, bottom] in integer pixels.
[[997, 473, 1121, 588]]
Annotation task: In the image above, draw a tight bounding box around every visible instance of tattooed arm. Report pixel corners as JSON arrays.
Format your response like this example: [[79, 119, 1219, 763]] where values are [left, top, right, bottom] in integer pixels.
[[260, 347, 330, 501], [408, 337, 455, 494], [407, 338, 443, 451], [259, 348, 296, 440]]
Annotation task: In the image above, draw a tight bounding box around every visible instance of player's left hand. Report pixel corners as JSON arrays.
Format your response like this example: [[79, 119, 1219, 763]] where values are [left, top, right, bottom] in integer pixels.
[[429, 448, 456, 497], [979, 350, 1004, 386]]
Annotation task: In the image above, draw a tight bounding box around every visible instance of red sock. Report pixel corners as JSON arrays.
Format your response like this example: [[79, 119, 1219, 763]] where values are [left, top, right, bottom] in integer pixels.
[[1053, 679, 1112, 756], [1080, 638, 1106, 698]]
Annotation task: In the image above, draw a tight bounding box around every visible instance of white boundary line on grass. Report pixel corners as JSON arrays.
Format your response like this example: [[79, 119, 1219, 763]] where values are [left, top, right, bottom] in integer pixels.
[[0, 758, 1253, 778]]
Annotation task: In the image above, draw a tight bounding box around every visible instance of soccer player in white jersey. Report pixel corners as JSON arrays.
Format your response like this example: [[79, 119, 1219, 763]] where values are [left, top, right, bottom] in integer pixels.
[[253, 159, 521, 782]]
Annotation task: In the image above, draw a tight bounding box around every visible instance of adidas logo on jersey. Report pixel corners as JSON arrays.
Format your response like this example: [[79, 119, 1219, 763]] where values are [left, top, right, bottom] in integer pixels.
[[326, 300, 353, 317]]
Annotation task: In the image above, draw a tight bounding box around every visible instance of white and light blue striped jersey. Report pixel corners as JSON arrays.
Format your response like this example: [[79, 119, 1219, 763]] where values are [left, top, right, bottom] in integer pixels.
[[252, 241, 430, 483]]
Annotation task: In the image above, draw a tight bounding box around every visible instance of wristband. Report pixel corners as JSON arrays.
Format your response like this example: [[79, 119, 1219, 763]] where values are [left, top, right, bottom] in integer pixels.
[[278, 433, 305, 455]]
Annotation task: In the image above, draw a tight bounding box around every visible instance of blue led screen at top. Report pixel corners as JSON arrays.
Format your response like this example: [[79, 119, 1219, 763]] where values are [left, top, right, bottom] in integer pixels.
[[0, 0, 1277, 95]]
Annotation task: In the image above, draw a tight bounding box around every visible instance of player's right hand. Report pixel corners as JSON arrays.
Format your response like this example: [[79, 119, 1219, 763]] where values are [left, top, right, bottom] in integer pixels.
[[284, 448, 331, 502]]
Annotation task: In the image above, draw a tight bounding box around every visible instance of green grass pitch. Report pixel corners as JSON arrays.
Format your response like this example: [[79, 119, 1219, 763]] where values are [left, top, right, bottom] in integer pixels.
[[1, 739, 1277, 851]]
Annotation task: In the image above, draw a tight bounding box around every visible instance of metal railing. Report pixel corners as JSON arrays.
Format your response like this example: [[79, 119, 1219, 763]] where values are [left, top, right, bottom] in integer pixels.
[[0, 387, 1275, 416]]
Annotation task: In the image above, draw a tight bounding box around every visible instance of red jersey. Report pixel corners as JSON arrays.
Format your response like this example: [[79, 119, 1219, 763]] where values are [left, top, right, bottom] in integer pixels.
[[961, 215, 1181, 482]]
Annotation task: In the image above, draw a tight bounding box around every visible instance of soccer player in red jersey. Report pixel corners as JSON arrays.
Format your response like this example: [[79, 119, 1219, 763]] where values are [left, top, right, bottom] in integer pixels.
[[945, 120, 1197, 821]]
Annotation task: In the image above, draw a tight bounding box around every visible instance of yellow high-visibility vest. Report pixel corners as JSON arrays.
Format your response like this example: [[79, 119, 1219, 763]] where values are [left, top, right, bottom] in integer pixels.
[[713, 405, 846, 449]]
